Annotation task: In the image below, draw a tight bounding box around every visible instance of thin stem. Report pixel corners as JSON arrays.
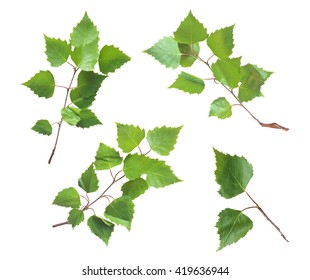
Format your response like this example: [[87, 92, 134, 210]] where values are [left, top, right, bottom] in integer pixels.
[[138, 146, 143, 155], [196, 54, 289, 131], [52, 221, 69, 228], [245, 191, 289, 242], [48, 67, 79, 164]]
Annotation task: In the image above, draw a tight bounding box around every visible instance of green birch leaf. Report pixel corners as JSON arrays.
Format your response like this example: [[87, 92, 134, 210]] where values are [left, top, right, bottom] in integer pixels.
[[116, 123, 145, 153], [23, 70, 55, 98], [53, 187, 81, 208], [178, 43, 200, 67], [147, 126, 182, 156], [99, 45, 131, 74], [216, 208, 253, 251], [68, 209, 84, 228], [104, 196, 134, 230], [71, 39, 99, 71], [94, 143, 123, 170], [70, 93, 96, 109], [87, 216, 114, 245], [238, 64, 272, 102], [61, 107, 81, 126], [214, 148, 253, 198], [123, 154, 153, 180], [76, 109, 102, 128], [209, 97, 232, 119], [146, 159, 181, 188], [121, 178, 149, 200], [174, 11, 208, 44], [207, 25, 235, 59], [78, 164, 99, 193], [70, 12, 99, 47], [144, 36, 181, 69], [169, 71, 205, 94], [211, 58, 241, 89], [44, 35, 71, 67], [31, 119, 53, 136]]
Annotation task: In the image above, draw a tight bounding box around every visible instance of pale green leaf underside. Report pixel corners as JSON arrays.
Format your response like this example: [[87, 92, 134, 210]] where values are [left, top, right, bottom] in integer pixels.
[[214, 148, 253, 198], [53, 187, 81, 208], [78, 164, 99, 193], [144, 36, 181, 69], [104, 196, 134, 230], [116, 123, 145, 153], [121, 178, 149, 200], [87, 216, 114, 245], [209, 97, 232, 119], [68, 209, 84, 228], [61, 107, 81, 126], [169, 71, 205, 94], [94, 143, 123, 170], [216, 208, 253, 251], [32, 119, 52, 136], [44, 35, 71, 67]]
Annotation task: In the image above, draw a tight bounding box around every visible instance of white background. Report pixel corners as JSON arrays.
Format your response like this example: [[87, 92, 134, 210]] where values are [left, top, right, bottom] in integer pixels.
[[1, 0, 309, 279]]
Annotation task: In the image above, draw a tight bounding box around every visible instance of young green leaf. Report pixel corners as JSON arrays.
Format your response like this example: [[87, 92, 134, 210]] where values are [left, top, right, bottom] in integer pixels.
[[121, 178, 149, 200], [146, 159, 181, 188], [116, 123, 145, 153], [211, 58, 241, 89], [61, 107, 81, 126], [123, 154, 153, 180], [68, 209, 84, 228], [70, 12, 99, 47], [87, 216, 114, 245], [99, 45, 131, 74], [209, 97, 232, 119], [238, 64, 272, 102], [23, 70, 55, 98], [169, 71, 205, 94], [44, 35, 71, 67], [174, 11, 208, 44], [76, 109, 102, 128], [147, 126, 182, 156], [207, 25, 235, 59], [216, 208, 253, 251], [53, 187, 81, 208], [214, 148, 253, 198], [71, 39, 99, 71], [104, 196, 134, 230], [78, 164, 99, 193], [31, 119, 53, 136], [94, 143, 123, 170], [144, 36, 181, 69], [179, 43, 200, 67]]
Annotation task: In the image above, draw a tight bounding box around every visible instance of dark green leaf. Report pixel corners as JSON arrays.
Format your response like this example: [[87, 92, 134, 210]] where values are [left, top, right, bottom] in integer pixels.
[[174, 11, 208, 44], [214, 148, 253, 198], [68, 209, 84, 228], [23, 70, 55, 98], [123, 154, 153, 180], [87, 216, 114, 245], [147, 126, 182, 156], [94, 143, 123, 170], [104, 196, 134, 230], [44, 35, 71, 67], [169, 71, 204, 94], [116, 123, 145, 153], [70, 12, 99, 47], [144, 37, 181, 69], [238, 64, 272, 102], [53, 187, 81, 208], [78, 164, 99, 193], [61, 107, 81, 126], [216, 208, 253, 251], [76, 109, 102, 128], [209, 97, 232, 119], [179, 43, 200, 67], [146, 159, 181, 188], [71, 39, 99, 71], [99, 45, 131, 74], [31, 119, 52, 136], [121, 178, 149, 200], [207, 25, 235, 59], [211, 57, 241, 89]]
